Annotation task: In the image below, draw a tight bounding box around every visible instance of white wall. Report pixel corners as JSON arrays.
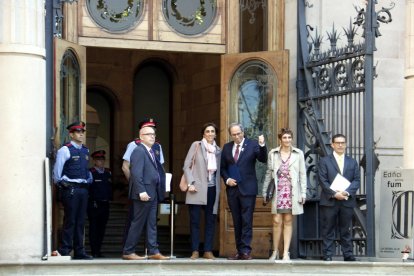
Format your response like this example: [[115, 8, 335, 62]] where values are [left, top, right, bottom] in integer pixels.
[[0, 0, 46, 260]]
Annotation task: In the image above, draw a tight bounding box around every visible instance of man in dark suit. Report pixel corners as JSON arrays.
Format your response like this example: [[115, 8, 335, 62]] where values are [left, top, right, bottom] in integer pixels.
[[318, 134, 360, 262], [122, 125, 169, 260], [220, 123, 267, 260]]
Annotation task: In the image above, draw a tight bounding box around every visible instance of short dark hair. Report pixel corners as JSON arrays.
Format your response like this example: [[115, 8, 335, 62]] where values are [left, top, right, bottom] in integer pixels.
[[228, 122, 244, 134], [332, 133, 346, 143], [201, 122, 218, 135], [278, 128, 293, 140]]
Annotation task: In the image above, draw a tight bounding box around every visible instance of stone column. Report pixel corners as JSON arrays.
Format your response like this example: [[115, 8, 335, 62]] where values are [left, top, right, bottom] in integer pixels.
[[404, 0, 414, 168], [0, 0, 46, 260]]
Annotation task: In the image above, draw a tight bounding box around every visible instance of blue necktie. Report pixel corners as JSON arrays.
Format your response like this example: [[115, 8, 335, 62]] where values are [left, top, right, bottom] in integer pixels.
[[150, 149, 160, 184], [149, 149, 157, 167]]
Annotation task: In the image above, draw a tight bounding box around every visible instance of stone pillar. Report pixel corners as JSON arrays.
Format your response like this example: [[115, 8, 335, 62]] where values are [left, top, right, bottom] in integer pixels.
[[0, 0, 46, 260], [404, 0, 414, 168]]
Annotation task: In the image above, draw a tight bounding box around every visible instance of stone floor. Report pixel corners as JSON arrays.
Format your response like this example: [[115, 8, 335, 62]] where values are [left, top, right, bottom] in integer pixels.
[[1, 257, 414, 276]]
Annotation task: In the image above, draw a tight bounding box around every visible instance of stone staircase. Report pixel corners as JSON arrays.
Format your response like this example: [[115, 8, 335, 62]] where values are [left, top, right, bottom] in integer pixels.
[[85, 202, 192, 258]]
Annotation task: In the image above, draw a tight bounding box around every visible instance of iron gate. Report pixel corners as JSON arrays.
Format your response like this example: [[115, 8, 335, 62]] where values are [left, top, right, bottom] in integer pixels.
[[296, 0, 394, 258]]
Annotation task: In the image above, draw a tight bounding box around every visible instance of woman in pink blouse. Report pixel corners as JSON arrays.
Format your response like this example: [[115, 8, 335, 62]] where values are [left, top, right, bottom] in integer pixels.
[[262, 128, 307, 261]]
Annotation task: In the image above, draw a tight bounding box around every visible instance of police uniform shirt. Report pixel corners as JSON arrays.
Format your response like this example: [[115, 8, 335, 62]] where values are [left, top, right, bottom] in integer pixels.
[[122, 140, 165, 164], [53, 141, 93, 184], [89, 167, 112, 201]]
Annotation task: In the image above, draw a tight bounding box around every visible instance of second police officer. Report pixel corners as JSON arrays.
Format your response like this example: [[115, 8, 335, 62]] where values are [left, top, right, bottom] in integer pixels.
[[88, 150, 112, 258]]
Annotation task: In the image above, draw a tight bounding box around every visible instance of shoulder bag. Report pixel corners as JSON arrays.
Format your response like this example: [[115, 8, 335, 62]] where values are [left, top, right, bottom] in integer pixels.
[[264, 178, 275, 205], [179, 143, 200, 192]]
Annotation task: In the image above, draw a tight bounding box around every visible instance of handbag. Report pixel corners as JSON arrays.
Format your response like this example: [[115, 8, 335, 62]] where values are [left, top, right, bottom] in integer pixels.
[[179, 143, 200, 192], [264, 178, 275, 205]]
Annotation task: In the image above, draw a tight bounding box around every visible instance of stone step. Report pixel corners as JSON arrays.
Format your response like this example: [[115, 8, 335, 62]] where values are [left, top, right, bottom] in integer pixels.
[[2, 259, 414, 275], [84, 202, 192, 258]]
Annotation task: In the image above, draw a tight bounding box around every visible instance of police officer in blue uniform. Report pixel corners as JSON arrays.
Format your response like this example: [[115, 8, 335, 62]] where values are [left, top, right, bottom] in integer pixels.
[[88, 150, 112, 258], [53, 121, 93, 260]]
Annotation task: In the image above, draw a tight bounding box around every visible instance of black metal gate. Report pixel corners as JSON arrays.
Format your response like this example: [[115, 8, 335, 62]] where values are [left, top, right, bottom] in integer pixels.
[[296, 0, 394, 258]]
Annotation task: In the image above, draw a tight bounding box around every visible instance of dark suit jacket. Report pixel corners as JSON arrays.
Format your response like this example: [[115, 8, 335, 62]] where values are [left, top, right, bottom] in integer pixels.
[[318, 154, 360, 208], [220, 138, 267, 196], [129, 143, 166, 202]]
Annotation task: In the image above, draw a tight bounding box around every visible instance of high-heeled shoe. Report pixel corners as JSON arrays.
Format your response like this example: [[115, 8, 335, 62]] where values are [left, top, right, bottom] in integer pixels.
[[269, 250, 279, 261], [282, 252, 290, 261]]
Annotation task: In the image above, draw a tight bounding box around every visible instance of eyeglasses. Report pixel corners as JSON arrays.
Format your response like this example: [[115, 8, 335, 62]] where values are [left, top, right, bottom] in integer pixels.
[[142, 133, 156, 137], [333, 142, 346, 145], [231, 132, 243, 137]]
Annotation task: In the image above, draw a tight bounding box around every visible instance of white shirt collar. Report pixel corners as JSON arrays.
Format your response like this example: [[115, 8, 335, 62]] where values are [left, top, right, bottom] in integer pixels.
[[142, 143, 152, 152], [333, 151, 344, 160], [234, 138, 245, 148]]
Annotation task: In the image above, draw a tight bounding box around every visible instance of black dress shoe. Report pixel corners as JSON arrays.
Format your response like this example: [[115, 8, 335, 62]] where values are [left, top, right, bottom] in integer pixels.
[[323, 256, 332, 261], [73, 254, 93, 260], [239, 253, 253, 260], [92, 253, 105, 258], [344, 256, 357, 261], [227, 253, 241, 260]]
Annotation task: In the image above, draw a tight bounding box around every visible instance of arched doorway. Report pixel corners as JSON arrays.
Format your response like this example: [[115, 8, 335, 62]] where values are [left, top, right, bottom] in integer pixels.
[[87, 87, 114, 170], [133, 61, 172, 171]]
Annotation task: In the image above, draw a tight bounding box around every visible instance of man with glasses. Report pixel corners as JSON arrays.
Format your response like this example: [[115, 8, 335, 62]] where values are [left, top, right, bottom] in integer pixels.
[[318, 134, 360, 261], [122, 125, 169, 260], [121, 118, 165, 247], [53, 121, 93, 260], [220, 123, 267, 260], [122, 118, 164, 181]]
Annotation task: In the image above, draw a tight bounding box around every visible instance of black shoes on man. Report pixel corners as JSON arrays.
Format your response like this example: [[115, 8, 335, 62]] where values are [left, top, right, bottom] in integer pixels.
[[73, 253, 93, 260], [323, 255, 357, 262], [227, 252, 252, 260], [344, 255, 357, 261]]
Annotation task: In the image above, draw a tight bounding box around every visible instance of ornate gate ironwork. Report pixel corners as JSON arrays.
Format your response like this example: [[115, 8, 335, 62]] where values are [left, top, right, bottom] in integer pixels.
[[297, 0, 394, 257]]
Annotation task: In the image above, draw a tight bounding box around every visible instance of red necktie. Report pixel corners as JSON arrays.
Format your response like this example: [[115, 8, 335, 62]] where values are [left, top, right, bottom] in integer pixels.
[[234, 144, 240, 162]]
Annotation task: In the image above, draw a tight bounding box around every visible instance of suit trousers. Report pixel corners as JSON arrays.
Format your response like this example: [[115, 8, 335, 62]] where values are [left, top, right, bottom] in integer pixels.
[[188, 186, 217, 252], [226, 186, 256, 254], [59, 186, 88, 256], [123, 198, 159, 255], [320, 202, 354, 258]]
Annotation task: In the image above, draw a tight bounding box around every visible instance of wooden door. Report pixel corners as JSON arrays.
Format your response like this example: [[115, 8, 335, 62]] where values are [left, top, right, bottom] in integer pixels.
[[52, 38, 86, 248], [219, 51, 289, 258], [54, 38, 87, 145]]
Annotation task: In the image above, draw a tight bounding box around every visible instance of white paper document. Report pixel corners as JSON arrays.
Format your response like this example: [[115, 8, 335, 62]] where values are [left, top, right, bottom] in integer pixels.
[[330, 173, 351, 191], [165, 173, 172, 192]]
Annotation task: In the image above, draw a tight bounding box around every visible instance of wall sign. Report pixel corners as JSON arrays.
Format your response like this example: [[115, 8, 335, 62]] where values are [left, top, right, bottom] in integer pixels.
[[379, 169, 414, 257]]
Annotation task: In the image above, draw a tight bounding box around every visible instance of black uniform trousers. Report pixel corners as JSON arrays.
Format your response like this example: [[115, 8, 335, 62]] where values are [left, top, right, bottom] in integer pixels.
[[87, 200, 110, 256], [59, 186, 88, 256]]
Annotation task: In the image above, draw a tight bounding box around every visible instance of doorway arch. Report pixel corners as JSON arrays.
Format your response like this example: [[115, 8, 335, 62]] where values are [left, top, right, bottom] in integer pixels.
[[133, 61, 173, 171], [86, 86, 115, 172]]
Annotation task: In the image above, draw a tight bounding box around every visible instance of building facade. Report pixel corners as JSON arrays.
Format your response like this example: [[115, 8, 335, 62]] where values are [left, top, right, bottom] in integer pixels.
[[0, 0, 411, 260]]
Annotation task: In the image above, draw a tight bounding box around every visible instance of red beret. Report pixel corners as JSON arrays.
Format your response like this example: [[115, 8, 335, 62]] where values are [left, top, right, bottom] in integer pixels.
[[138, 118, 157, 129], [91, 150, 106, 159], [67, 121, 86, 132]]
